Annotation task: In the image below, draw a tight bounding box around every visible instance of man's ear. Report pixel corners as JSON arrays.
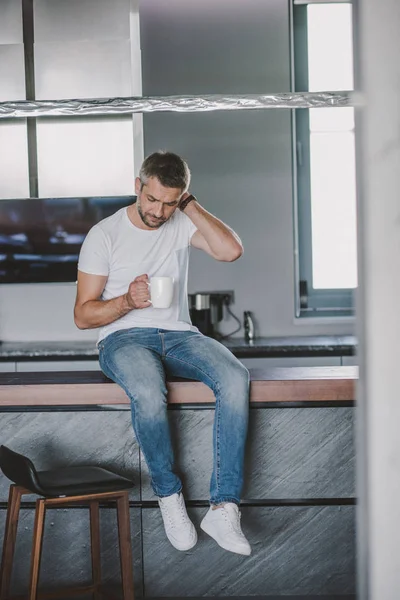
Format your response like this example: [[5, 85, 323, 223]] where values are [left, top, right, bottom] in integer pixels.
[[134, 177, 141, 195]]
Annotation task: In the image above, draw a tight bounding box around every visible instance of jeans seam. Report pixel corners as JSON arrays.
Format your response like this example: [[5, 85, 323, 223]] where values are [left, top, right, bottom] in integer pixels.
[[163, 355, 221, 393], [163, 354, 222, 498], [216, 395, 221, 497], [160, 332, 166, 357]]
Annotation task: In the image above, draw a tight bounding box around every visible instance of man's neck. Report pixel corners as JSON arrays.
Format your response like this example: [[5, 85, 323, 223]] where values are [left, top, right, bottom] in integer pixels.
[[126, 203, 153, 231]]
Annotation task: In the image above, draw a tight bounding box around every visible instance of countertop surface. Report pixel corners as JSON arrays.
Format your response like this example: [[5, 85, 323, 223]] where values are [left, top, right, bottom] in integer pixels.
[[0, 366, 357, 407], [0, 335, 357, 361]]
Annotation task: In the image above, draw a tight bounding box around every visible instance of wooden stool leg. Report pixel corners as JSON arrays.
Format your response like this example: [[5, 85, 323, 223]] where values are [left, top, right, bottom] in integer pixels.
[[28, 498, 46, 600], [116, 493, 134, 600], [89, 500, 102, 600], [0, 485, 23, 600]]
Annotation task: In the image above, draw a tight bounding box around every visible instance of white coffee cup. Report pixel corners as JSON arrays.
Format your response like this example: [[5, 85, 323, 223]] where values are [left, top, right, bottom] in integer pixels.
[[147, 276, 174, 308]]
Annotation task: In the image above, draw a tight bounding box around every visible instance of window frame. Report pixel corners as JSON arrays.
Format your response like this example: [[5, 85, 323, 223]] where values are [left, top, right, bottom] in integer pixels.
[[291, 0, 355, 318]]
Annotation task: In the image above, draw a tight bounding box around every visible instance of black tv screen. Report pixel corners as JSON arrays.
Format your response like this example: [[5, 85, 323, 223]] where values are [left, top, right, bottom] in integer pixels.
[[0, 196, 136, 283]]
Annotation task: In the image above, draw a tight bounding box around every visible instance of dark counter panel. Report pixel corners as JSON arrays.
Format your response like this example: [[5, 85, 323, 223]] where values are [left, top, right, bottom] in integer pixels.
[[139, 408, 355, 501], [0, 407, 355, 504], [244, 407, 355, 500], [142, 506, 356, 597]]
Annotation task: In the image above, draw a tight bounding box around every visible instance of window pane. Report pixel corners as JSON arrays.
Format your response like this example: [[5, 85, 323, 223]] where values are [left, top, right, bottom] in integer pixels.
[[309, 107, 354, 132], [310, 131, 357, 289], [307, 3, 354, 92]]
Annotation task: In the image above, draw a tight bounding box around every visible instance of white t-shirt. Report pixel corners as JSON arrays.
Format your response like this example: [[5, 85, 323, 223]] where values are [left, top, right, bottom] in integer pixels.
[[78, 206, 198, 342]]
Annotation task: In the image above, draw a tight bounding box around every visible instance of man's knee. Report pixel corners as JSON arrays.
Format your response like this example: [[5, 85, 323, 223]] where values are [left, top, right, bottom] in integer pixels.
[[217, 360, 250, 399], [102, 346, 167, 416], [130, 384, 168, 419], [230, 361, 250, 391]]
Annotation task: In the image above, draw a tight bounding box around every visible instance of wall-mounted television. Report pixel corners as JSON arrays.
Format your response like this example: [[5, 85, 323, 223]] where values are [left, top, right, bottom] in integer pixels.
[[0, 196, 136, 284]]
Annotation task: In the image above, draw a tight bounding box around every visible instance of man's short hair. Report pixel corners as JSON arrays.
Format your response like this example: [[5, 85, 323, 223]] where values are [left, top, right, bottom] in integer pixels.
[[139, 151, 191, 192]]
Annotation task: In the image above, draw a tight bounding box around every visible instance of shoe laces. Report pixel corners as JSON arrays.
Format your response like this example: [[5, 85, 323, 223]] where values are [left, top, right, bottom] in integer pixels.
[[222, 504, 242, 535], [160, 494, 190, 529]]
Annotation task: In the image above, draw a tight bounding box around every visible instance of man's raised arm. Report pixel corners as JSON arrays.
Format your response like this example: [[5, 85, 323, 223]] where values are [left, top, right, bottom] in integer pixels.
[[182, 195, 243, 262]]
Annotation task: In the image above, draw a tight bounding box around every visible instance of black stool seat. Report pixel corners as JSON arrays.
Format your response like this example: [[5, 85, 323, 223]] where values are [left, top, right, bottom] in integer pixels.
[[36, 465, 135, 497], [0, 445, 134, 497]]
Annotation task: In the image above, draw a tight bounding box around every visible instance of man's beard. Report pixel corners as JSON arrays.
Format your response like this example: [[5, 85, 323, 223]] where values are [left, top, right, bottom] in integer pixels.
[[137, 196, 167, 229]]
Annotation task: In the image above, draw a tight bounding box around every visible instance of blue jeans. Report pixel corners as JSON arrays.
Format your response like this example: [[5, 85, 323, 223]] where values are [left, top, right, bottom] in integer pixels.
[[98, 328, 249, 505]]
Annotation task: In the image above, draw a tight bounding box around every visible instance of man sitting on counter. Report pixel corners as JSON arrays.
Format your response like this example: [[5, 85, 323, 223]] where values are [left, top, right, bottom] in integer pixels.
[[74, 151, 251, 556]]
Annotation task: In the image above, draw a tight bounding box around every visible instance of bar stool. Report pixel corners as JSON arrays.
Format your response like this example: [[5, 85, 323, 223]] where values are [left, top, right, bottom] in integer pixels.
[[0, 445, 135, 600]]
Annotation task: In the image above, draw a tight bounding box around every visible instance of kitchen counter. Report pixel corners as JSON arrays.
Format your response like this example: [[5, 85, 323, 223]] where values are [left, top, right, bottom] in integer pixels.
[[0, 361, 356, 596]]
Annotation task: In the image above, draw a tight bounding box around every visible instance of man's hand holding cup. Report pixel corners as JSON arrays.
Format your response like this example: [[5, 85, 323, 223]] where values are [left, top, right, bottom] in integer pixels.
[[126, 274, 151, 309], [126, 274, 174, 310]]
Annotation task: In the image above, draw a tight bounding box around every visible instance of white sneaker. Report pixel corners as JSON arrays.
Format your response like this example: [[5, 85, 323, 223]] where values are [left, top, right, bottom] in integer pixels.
[[200, 503, 251, 556], [158, 492, 197, 551]]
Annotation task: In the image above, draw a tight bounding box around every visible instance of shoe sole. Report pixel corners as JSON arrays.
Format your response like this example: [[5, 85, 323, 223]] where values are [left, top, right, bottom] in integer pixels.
[[200, 519, 251, 556]]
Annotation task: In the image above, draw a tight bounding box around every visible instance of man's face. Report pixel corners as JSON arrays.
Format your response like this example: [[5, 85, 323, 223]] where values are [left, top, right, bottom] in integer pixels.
[[135, 176, 183, 229]]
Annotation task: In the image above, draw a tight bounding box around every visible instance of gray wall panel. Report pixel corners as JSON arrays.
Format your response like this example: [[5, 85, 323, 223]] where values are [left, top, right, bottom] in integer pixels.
[[35, 40, 132, 100], [0, 412, 140, 501], [34, 0, 131, 43], [0, 0, 23, 44], [140, 408, 355, 501], [143, 109, 296, 341], [0, 44, 25, 101], [142, 0, 290, 336], [142, 506, 355, 596], [0, 121, 30, 199], [0, 507, 142, 595], [140, 0, 288, 95], [0, 283, 98, 343]]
